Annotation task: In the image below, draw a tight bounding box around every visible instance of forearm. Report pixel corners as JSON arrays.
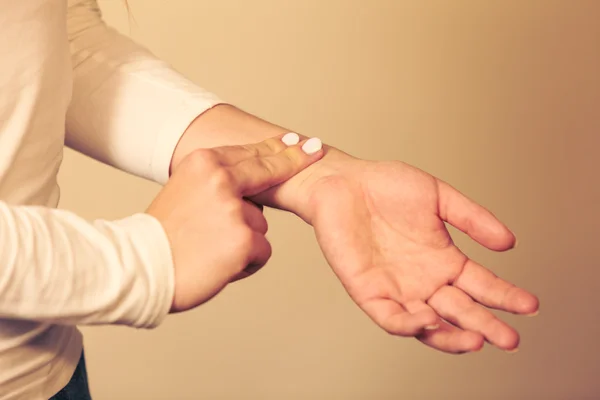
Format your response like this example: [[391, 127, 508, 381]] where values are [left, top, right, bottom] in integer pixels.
[[67, 2, 338, 189], [170, 105, 290, 157], [171, 104, 351, 221]]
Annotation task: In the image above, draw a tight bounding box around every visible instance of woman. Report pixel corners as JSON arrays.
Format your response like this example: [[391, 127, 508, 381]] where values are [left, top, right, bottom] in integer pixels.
[[0, 1, 539, 399]]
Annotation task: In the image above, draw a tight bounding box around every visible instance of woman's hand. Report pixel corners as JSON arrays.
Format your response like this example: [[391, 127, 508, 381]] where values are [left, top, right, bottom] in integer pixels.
[[146, 133, 324, 313], [301, 157, 538, 353]]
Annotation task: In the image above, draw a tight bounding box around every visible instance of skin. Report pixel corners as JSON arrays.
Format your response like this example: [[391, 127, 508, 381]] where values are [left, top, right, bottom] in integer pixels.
[[147, 134, 324, 312], [304, 157, 533, 353], [169, 104, 539, 354]]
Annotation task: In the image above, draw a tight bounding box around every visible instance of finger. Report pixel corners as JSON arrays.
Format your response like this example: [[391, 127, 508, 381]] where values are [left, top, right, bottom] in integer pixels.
[[453, 259, 539, 315], [361, 298, 439, 337], [436, 180, 516, 251], [212, 133, 300, 166], [232, 137, 324, 197], [245, 199, 264, 212], [229, 233, 271, 282], [242, 200, 268, 234], [417, 319, 485, 354], [245, 231, 273, 271], [229, 242, 271, 283], [428, 286, 520, 351], [229, 264, 264, 283]]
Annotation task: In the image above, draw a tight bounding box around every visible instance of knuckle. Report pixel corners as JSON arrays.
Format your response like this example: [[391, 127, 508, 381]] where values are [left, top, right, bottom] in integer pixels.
[[229, 228, 255, 266], [261, 217, 269, 235], [263, 240, 273, 260], [208, 166, 235, 190], [222, 197, 243, 217], [181, 148, 218, 174], [257, 158, 277, 177], [264, 138, 287, 153], [231, 226, 254, 250], [240, 144, 260, 158]]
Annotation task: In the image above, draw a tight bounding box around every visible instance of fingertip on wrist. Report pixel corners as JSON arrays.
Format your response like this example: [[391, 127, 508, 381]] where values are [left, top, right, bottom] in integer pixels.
[[282, 132, 300, 146], [302, 137, 323, 155], [281, 132, 323, 156]]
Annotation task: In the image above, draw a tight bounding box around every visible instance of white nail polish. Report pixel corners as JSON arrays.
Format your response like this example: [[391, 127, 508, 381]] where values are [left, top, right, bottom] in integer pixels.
[[282, 132, 300, 146], [302, 137, 322, 155]]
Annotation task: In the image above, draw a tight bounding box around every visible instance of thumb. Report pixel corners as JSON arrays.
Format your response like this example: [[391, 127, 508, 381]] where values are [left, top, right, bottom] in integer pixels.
[[436, 180, 517, 251], [232, 137, 324, 197]]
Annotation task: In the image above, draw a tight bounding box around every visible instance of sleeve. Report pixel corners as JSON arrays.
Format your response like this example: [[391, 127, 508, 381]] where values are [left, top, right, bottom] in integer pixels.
[[65, 0, 225, 185], [0, 201, 174, 328]]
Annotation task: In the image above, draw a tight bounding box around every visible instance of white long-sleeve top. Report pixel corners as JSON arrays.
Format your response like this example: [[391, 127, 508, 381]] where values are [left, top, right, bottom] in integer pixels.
[[0, 1, 223, 398]]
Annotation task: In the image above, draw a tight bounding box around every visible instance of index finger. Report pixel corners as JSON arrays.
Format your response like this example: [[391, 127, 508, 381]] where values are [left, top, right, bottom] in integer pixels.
[[211, 132, 301, 166], [231, 137, 324, 197]]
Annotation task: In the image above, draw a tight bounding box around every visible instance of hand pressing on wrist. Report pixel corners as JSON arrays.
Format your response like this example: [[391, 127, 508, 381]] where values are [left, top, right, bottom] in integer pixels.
[[146, 133, 323, 313]]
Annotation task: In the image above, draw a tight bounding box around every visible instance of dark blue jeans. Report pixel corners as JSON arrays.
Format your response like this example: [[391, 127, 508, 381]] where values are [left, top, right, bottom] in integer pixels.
[[49, 350, 92, 400]]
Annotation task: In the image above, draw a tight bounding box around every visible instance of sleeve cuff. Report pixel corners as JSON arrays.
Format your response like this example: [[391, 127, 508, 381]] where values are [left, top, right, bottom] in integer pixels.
[[150, 96, 227, 185], [111, 213, 176, 329]]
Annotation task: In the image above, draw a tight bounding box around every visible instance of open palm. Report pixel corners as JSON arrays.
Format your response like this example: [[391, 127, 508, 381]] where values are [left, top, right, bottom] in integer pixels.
[[308, 160, 538, 353]]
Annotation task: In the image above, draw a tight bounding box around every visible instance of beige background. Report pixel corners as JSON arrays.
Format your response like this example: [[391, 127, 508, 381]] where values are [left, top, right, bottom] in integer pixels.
[[57, 0, 598, 399]]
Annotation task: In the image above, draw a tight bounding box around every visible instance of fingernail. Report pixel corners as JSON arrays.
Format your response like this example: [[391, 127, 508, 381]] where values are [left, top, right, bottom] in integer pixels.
[[424, 324, 439, 331], [506, 348, 519, 354], [513, 238, 519, 248], [526, 310, 539, 317], [282, 132, 300, 146], [302, 137, 322, 155]]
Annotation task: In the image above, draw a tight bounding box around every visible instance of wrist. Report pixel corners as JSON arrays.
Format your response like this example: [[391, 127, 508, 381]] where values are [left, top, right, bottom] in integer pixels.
[[168, 103, 355, 222], [170, 104, 289, 175], [249, 145, 353, 223]]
